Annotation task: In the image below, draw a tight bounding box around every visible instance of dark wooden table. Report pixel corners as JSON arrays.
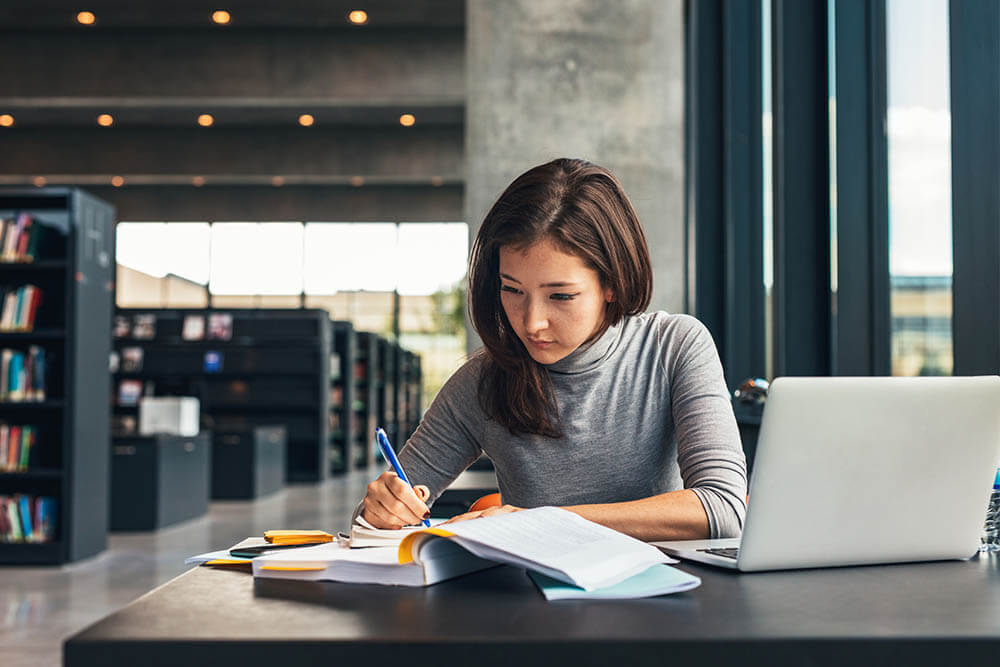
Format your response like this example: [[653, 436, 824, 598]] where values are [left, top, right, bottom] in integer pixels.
[[64, 553, 1000, 667]]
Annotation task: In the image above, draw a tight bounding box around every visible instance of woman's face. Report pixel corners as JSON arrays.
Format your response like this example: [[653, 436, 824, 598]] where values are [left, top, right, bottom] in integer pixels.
[[498, 238, 613, 365]]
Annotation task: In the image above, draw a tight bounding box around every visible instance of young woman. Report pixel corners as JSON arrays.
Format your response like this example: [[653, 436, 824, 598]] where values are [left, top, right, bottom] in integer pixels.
[[360, 158, 747, 542]]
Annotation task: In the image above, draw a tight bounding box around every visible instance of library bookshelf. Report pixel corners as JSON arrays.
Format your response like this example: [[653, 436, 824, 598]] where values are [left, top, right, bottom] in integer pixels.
[[399, 348, 422, 442], [112, 308, 331, 483], [0, 188, 114, 564], [329, 320, 356, 475], [330, 326, 422, 473], [353, 331, 378, 469]]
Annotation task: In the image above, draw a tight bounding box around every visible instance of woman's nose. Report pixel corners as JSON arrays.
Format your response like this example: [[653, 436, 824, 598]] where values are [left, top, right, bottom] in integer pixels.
[[523, 297, 548, 333]]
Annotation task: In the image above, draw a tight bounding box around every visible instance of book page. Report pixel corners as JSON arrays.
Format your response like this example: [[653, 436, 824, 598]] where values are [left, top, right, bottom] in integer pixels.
[[417, 507, 668, 591], [351, 516, 444, 547]]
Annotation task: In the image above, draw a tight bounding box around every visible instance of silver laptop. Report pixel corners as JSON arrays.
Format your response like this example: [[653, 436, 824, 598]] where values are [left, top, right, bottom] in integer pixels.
[[655, 376, 1000, 571]]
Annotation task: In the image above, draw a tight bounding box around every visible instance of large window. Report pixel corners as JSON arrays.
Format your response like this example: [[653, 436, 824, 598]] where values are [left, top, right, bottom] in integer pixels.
[[690, 0, 997, 385], [886, 0, 953, 376], [116, 221, 469, 408], [210, 223, 305, 296]]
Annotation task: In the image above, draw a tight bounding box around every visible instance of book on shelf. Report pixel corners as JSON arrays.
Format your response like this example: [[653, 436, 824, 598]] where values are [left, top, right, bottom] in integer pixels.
[[0, 213, 49, 264], [0, 494, 57, 543], [112, 315, 131, 338], [132, 314, 156, 339], [0, 346, 46, 402], [0, 423, 37, 472], [0, 284, 43, 332], [182, 314, 206, 341], [120, 346, 144, 373], [207, 313, 233, 340], [117, 379, 142, 406], [112, 414, 138, 437], [252, 507, 672, 592], [203, 350, 223, 373]]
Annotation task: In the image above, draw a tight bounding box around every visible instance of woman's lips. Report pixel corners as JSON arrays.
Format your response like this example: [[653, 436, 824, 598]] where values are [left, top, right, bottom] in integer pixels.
[[527, 338, 554, 349]]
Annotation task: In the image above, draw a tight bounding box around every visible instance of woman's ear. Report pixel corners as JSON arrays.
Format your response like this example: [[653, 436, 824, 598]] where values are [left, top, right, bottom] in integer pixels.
[[604, 287, 615, 303]]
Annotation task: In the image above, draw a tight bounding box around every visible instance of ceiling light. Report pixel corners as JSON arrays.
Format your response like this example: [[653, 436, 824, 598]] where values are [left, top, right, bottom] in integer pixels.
[[399, 114, 415, 127], [76, 11, 96, 25], [192, 176, 206, 187], [271, 176, 285, 187], [97, 113, 113, 127], [348, 10, 368, 25], [212, 10, 231, 25], [33, 176, 47, 187], [0, 115, 13, 127], [111, 176, 124, 187], [350, 176, 364, 187], [430, 176, 444, 187], [298, 114, 315, 127], [198, 114, 214, 127]]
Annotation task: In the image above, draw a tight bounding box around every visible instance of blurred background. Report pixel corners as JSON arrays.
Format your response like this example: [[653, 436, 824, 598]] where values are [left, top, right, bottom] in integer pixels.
[[1, 2, 998, 664]]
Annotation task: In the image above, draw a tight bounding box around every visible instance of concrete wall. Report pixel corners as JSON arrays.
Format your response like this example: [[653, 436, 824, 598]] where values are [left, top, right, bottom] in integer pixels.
[[465, 0, 686, 336]]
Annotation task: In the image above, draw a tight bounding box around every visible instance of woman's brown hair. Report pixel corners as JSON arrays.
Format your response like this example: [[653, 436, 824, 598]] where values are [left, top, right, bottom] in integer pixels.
[[468, 158, 653, 437]]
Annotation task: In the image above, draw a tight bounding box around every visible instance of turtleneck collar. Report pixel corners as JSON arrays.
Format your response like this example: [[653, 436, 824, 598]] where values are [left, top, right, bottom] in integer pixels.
[[544, 319, 623, 374]]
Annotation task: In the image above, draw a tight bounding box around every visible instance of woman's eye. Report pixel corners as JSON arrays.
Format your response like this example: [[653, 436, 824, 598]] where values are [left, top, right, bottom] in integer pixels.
[[501, 285, 522, 295], [551, 293, 579, 301]]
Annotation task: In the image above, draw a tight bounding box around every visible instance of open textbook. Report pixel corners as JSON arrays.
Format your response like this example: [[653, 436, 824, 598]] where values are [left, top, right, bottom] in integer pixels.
[[254, 506, 675, 591]]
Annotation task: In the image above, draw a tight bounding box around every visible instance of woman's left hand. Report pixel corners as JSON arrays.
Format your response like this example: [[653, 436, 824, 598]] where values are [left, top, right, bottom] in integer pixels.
[[442, 504, 522, 524]]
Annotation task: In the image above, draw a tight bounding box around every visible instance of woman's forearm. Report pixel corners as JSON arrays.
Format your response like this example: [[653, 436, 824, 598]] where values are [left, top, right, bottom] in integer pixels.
[[562, 489, 710, 542]]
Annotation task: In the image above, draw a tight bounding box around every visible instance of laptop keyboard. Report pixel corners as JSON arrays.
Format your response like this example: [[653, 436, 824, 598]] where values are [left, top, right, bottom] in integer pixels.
[[698, 547, 740, 560]]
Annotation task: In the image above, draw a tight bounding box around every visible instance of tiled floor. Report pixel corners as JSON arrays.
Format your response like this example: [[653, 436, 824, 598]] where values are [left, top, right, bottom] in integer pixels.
[[0, 471, 373, 667]]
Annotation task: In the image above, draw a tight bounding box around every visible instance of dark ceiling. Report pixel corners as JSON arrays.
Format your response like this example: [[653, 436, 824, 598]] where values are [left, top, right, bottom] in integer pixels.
[[0, 0, 465, 29]]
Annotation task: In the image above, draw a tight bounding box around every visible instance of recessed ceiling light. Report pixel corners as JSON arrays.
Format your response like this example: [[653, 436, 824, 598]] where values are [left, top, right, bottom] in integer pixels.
[[350, 176, 364, 187], [76, 11, 96, 25], [111, 176, 124, 187], [348, 10, 368, 25], [0, 115, 13, 127], [298, 114, 315, 127], [192, 176, 206, 187], [198, 114, 214, 127], [212, 10, 231, 25], [33, 176, 47, 187], [399, 114, 416, 127], [430, 176, 444, 187], [271, 176, 285, 187], [97, 113, 114, 127]]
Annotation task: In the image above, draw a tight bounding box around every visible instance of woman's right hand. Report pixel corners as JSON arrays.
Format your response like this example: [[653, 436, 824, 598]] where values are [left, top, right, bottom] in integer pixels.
[[361, 471, 431, 529]]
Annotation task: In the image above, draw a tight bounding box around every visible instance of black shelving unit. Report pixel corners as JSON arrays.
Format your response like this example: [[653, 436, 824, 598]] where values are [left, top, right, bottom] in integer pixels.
[[353, 331, 377, 469], [0, 188, 114, 564], [376, 336, 398, 451], [111, 308, 330, 483], [399, 349, 422, 442], [329, 320, 356, 475]]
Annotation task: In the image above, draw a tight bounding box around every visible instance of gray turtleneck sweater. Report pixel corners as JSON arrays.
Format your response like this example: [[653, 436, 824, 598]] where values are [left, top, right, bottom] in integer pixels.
[[396, 312, 748, 538]]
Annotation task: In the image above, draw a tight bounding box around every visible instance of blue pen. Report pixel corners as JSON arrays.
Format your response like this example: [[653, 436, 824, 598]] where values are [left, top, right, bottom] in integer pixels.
[[375, 427, 430, 527]]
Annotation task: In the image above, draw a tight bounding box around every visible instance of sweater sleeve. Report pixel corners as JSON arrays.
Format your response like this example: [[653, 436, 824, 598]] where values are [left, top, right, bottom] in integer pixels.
[[663, 315, 748, 538]]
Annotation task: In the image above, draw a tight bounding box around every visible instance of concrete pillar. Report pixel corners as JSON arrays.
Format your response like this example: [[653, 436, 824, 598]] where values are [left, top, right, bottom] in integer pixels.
[[465, 0, 686, 354]]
